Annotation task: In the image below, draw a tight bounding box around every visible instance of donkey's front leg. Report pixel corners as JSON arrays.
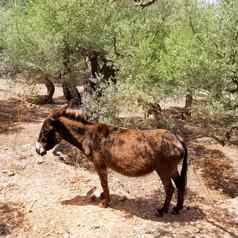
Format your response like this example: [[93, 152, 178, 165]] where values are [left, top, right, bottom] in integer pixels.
[[94, 161, 110, 208]]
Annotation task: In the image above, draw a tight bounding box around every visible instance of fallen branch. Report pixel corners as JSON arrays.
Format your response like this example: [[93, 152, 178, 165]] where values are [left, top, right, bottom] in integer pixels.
[[28, 199, 37, 213]]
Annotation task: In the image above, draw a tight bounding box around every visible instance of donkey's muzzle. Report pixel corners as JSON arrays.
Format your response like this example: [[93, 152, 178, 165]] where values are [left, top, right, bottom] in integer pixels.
[[35, 142, 47, 156]]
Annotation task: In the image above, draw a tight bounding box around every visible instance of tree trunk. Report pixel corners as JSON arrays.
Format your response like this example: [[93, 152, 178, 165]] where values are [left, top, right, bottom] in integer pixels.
[[61, 39, 81, 105], [32, 74, 55, 105], [62, 81, 81, 106], [88, 51, 99, 92], [184, 91, 193, 118], [62, 81, 72, 101], [100, 59, 117, 84], [43, 75, 55, 103], [89, 50, 99, 78]]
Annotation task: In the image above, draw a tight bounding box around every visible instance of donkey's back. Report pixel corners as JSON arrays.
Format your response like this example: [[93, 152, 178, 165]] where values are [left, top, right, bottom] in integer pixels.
[[100, 128, 184, 177]]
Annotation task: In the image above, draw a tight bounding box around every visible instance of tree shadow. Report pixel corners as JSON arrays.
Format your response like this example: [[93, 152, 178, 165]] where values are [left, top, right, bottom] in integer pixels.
[[0, 97, 48, 134], [206, 218, 238, 238], [189, 143, 238, 198], [61, 192, 206, 223], [0, 202, 25, 235], [53, 142, 96, 172], [0, 223, 10, 236]]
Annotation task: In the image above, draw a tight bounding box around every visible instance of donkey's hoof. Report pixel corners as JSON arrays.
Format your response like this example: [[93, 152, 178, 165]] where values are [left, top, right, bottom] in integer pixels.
[[99, 200, 109, 208], [172, 207, 180, 215], [172, 206, 183, 215], [156, 210, 164, 217], [156, 208, 168, 217]]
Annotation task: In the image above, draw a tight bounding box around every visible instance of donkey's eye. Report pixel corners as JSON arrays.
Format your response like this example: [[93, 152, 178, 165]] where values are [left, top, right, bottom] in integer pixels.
[[45, 128, 52, 133]]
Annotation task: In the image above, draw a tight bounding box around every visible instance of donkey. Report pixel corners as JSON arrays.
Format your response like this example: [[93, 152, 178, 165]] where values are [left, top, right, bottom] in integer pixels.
[[35, 106, 188, 216]]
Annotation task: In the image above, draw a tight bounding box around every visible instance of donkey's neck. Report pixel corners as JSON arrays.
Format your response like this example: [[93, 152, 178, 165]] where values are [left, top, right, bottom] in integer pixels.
[[54, 118, 84, 151]]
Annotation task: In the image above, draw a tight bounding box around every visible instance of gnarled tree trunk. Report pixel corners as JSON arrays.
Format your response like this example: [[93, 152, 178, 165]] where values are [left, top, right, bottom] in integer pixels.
[[184, 91, 193, 118], [62, 80, 81, 105], [88, 50, 99, 92], [29, 73, 55, 105], [43, 74, 55, 103], [100, 59, 117, 85], [61, 39, 82, 105]]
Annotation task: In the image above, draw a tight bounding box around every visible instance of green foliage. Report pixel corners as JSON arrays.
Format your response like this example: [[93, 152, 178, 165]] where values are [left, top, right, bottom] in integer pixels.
[[111, 1, 174, 87], [184, 0, 238, 102], [1, 0, 238, 111], [2, 0, 116, 74]]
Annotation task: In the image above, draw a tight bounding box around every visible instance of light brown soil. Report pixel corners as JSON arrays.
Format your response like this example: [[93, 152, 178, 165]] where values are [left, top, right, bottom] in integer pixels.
[[0, 79, 238, 238]]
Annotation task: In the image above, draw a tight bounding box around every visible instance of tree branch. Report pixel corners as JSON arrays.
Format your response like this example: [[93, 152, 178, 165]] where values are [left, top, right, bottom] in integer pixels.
[[188, 15, 204, 45], [113, 36, 123, 57], [134, 0, 158, 9], [189, 15, 224, 59]]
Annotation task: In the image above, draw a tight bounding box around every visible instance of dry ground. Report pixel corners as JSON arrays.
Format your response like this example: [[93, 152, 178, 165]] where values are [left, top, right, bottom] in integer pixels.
[[0, 79, 238, 238]]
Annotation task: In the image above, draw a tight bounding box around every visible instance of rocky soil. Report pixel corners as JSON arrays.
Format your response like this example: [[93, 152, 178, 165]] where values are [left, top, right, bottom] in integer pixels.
[[0, 79, 238, 238]]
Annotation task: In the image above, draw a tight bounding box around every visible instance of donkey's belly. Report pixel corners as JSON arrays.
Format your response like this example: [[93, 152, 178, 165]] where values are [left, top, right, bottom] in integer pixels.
[[103, 151, 156, 177]]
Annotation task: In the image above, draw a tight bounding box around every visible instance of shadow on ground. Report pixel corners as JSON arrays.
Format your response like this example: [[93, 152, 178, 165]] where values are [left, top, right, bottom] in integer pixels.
[[53, 142, 96, 172], [61, 192, 206, 223], [190, 143, 238, 198], [0, 201, 26, 236], [0, 98, 48, 134]]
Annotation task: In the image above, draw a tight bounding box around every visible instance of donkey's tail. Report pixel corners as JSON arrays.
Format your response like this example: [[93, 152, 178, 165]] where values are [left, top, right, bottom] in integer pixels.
[[180, 140, 188, 192]]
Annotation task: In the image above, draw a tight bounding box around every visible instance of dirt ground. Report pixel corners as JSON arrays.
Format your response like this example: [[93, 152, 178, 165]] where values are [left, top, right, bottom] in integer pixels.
[[0, 78, 238, 238]]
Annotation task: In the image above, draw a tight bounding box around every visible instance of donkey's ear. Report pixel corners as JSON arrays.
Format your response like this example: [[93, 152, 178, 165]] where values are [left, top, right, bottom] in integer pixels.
[[48, 117, 56, 123], [47, 117, 58, 128]]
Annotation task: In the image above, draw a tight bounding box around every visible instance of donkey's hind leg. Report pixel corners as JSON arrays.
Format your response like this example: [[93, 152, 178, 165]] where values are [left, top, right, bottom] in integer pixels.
[[172, 170, 185, 214], [156, 169, 174, 217]]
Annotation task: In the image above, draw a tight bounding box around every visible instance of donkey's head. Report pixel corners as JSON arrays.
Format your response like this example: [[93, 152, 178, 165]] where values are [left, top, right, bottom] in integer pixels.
[[35, 106, 67, 156]]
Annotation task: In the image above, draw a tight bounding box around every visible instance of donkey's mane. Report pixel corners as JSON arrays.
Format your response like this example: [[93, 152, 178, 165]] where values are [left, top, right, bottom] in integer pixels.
[[50, 106, 92, 125], [63, 109, 92, 125]]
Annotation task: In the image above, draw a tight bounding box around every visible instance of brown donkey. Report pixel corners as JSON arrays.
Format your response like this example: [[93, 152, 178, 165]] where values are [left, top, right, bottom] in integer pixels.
[[36, 106, 188, 216]]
